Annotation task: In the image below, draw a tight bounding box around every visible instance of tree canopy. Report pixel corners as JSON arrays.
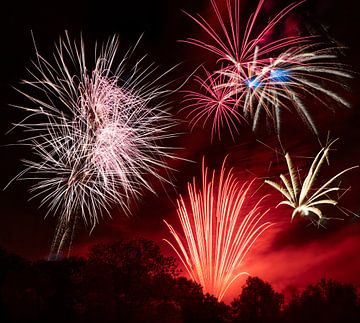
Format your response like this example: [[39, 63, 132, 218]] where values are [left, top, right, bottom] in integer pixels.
[[0, 242, 359, 322]]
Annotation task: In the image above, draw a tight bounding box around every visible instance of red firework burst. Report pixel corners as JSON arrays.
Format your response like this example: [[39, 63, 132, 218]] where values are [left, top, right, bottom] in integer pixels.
[[164, 158, 273, 300]]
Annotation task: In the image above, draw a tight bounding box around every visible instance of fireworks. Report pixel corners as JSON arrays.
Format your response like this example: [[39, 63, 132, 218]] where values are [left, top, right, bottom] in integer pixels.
[[219, 43, 352, 134], [164, 158, 272, 301], [265, 139, 358, 225], [12, 32, 178, 258], [182, 69, 242, 141], [183, 0, 351, 137]]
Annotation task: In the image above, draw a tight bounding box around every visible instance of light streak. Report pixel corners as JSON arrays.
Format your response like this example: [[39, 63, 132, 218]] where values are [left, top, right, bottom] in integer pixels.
[[164, 158, 272, 300], [265, 139, 358, 225]]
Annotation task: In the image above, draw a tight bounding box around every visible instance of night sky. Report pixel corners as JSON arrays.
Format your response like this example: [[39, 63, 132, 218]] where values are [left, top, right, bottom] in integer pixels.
[[1, 0, 360, 302]]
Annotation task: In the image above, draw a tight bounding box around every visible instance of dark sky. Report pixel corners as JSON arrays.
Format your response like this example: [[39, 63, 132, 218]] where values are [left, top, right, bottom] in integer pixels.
[[1, 0, 360, 301]]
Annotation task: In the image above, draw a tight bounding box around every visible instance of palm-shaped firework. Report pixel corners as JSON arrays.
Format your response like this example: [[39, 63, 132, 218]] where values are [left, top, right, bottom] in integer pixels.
[[11, 32, 178, 259], [164, 158, 272, 301], [265, 139, 358, 225], [183, 0, 351, 138]]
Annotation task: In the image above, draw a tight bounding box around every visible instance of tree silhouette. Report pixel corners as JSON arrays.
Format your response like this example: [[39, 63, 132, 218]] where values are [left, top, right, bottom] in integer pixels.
[[284, 278, 360, 323], [231, 276, 284, 323], [88, 239, 179, 278], [1, 244, 360, 323], [1, 253, 85, 323], [69, 239, 230, 322]]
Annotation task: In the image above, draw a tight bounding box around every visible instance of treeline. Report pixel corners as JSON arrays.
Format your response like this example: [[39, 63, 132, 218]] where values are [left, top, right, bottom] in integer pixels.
[[0, 240, 359, 323]]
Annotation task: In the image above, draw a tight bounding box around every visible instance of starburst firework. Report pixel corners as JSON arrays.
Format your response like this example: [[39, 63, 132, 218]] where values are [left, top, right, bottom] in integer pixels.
[[183, 0, 351, 137], [164, 158, 272, 301], [182, 70, 242, 141], [11, 32, 178, 258], [219, 43, 351, 133], [265, 139, 358, 225]]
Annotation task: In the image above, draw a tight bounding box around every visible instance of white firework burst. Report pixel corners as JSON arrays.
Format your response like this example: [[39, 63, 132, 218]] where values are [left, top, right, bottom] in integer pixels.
[[265, 139, 358, 225], [10, 32, 179, 258], [219, 43, 352, 134]]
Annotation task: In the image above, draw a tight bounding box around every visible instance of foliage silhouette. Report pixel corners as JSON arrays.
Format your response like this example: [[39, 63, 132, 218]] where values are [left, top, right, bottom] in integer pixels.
[[0, 243, 359, 323], [231, 276, 284, 323], [283, 278, 360, 323]]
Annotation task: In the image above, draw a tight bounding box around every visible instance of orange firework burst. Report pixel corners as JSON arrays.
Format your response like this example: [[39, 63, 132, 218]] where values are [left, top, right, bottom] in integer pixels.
[[164, 158, 273, 301]]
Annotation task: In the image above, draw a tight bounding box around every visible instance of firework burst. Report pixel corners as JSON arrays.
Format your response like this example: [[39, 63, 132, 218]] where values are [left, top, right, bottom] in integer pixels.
[[164, 158, 272, 301], [182, 69, 242, 141], [265, 139, 358, 225], [11, 32, 178, 259], [183, 0, 351, 137], [219, 43, 352, 134]]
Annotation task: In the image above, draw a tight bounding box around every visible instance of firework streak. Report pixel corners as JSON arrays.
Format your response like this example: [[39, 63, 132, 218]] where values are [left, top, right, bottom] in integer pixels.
[[11, 32, 178, 259], [183, 0, 351, 139], [265, 139, 358, 225], [164, 158, 272, 300]]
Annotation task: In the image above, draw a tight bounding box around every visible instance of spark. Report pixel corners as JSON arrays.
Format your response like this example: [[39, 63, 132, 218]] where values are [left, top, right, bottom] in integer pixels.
[[164, 158, 272, 301], [183, 0, 306, 66], [265, 139, 358, 225], [245, 75, 262, 89], [182, 70, 243, 141], [269, 69, 291, 82], [11, 32, 179, 258]]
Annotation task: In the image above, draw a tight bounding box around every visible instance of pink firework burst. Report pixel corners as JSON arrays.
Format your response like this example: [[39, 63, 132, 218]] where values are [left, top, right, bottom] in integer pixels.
[[182, 70, 242, 141], [183, 0, 351, 137], [183, 0, 306, 65]]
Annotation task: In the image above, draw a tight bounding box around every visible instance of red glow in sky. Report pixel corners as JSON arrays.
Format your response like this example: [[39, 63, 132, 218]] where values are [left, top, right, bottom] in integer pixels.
[[1, 0, 360, 304]]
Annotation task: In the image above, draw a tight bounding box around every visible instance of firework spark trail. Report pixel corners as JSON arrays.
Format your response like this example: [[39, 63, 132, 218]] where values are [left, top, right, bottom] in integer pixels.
[[164, 158, 272, 301], [183, 0, 352, 137], [219, 43, 352, 134], [182, 69, 243, 141], [265, 139, 359, 225], [183, 0, 306, 65], [11, 32, 179, 259]]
